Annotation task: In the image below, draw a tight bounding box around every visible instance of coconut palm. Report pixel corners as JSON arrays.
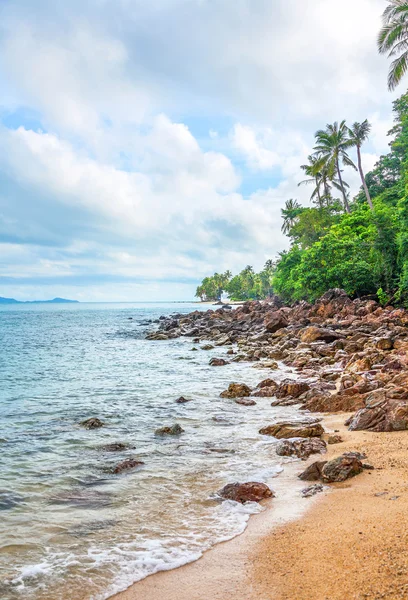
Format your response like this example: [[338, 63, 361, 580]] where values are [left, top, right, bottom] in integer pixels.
[[348, 120, 374, 210], [281, 199, 302, 234], [299, 155, 346, 208], [378, 1, 408, 91], [313, 121, 356, 213]]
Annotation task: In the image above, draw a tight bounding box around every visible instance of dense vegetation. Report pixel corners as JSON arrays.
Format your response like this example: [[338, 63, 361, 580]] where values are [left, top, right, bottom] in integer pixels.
[[196, 3, 408, 306]]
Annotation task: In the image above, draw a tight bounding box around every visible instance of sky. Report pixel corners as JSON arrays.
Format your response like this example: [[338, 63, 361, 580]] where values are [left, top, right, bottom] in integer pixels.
[[0, 0, 399, 302]]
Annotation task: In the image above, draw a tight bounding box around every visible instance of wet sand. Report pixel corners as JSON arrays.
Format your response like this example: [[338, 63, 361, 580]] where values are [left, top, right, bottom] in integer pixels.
[[111, 413, 408, 600]]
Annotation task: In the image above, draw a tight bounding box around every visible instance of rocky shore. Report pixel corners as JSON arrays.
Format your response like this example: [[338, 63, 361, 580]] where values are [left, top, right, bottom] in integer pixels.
[[110, 289, 408, 600]]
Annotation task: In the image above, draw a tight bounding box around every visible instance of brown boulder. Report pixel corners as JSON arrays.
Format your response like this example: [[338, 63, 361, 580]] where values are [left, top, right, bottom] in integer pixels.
[[327, 435, 343, 445], [220, 383, 252, 398], [252, 386, 278, 398], [321, 453, 364, 482], [176, 396, 192, 404], [259, 421, 324, 439], [264, 311, 288, 333], [276, 437, 327, 460], [298, 461, 327, 481], [112, 458, 144, 474], [275, 379, 310, 399], [155, 424, 185, 436], [234, 398, 257, 406], [348, 394, 408, 432], [81, 417, 104, 430], [218, 482, 274, 504], [209, 358, 229, 366], [299, 326, 341, 344]]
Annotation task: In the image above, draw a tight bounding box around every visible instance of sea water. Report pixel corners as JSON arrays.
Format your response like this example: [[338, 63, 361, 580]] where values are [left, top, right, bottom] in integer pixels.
[[0, 302, 304, 600]]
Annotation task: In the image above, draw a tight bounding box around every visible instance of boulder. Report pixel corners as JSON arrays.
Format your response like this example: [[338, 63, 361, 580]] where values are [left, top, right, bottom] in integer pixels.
[[100, 442, 134, 452], [321, 453, 364, 482], [275, 379, 311, 399], [234, 398, 257, 406], [257, 378, 278, 389], [252, 386, 278, 398], [175, 396, 192, 404], [264, 311, 288, 333], [299, 326, 341, 344], [298, 461, 327, 481], [218, 482, 274, 504], [112, 458, 144, 474], [210, 358, 229, 366], [155, 424, 185, 436], [259, 421, 324, 439], [81, 417, 104, 430], [275, 437, 327, 460], [348, 394, 408, 432], [220, 383, 252, 398]]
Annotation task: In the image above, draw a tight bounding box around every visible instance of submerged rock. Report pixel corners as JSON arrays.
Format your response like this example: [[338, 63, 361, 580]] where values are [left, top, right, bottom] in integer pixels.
[[112, 458, 144, 474], [220, 383, 252, 398], [81, 417, 104, 430], [100, 442, 134, 452], [218, 482, 274, 504], [275, 437, 327, 460], [175, 396, 192, 404], [234, 398, 257, 406], [260, 421, 324, 439], [209, 358, 229, 366], [155, 424, 185, 436]]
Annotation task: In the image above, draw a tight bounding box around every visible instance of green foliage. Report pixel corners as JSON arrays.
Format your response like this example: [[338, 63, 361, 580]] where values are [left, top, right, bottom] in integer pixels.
[[195, 262, 275, 302]]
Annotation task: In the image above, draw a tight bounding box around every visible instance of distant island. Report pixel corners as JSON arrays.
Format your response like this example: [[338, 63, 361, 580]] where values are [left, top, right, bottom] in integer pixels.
[[0, 297, 79, 304]]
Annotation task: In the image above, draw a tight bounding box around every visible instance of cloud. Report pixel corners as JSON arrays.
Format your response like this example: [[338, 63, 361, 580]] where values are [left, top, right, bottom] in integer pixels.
[[0, 0, 399, 300]]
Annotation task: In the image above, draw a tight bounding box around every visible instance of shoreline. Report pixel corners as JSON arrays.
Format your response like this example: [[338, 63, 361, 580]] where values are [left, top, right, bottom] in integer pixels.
[[111, 412, 408, 600]]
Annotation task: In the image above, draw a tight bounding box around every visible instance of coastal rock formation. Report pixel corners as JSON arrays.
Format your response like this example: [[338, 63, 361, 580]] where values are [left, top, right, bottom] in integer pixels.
[[259, 421, 324, 439], [218, 482, 274, 504], [112, 458, 144, 474], [220, 383, 252, 398], [81, 417, 104, 429], [155, 424, 185, 436], [275, 437, 327, 460], [298, 461, 327, 481], [264, 311, 288, 333]]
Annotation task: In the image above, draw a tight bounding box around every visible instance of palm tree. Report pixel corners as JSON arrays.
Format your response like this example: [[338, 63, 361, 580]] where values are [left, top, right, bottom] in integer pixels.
[[378, 1, 408, 91], [299, 155, 324, 207], [281, 199, 302, 234], [348, 120, 374, 210], [314, 121, 356, 213]]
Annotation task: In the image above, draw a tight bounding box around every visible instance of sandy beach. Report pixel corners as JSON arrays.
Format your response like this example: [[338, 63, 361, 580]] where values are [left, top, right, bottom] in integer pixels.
[[111, 413, 408, 600]]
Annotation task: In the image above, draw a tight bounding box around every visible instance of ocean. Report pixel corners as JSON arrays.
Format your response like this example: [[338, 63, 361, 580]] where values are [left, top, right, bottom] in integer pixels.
[[0, 302, 304, 599]]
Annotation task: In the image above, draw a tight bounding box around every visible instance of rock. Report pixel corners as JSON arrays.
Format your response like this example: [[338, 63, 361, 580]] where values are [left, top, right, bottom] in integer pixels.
[[210, 358, 229, 366], [260, 421, 324, 439], [327, 435, 343, 445], [112, 458, 144, 474], [234, 398, 257, 406], [348, 395, 408, 432], [220, 383, 252, 398], [264, 311, 288, 333], [275, 379, 310, 399], [155, 424, 185, 436], [299, 326, 341, 344], [321, 453, 364, 482], [202, 344, 215, 350], [275, 437, 327, 460], [304, 391, 365, 413], [257, 378, 278, 389], [252, 386, 278, 397], [298, 461, 327, 481], [81, 417, 104, 430], [218, 482, 274, 504], [301, 484, 324, 498], [175, 396, 191, 404], [376, 337, 394, 350], [100, 442, 134, 452]]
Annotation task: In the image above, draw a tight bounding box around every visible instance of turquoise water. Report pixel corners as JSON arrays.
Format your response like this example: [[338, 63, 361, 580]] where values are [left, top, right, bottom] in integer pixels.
[[0, 302, 298, 600]]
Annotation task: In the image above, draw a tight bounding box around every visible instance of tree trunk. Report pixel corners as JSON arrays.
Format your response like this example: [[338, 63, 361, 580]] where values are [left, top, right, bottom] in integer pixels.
[[357, 145, 373, 210], [336, 159, 350, 213], [315, 176, 323, 208]]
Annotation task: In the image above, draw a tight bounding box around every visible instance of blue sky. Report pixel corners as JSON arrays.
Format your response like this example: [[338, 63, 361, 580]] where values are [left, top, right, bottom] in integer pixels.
[[0, 0, 399, 301]]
